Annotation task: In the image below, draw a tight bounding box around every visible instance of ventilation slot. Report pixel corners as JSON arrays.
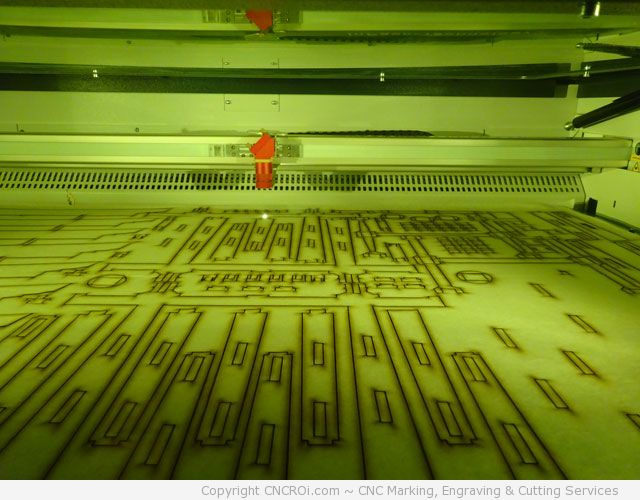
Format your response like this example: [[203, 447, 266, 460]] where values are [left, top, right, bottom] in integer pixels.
[[0, 168, 583, 194]]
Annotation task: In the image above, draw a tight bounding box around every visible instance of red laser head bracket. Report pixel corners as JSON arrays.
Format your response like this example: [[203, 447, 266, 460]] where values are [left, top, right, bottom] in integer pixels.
[[245, 10, 273, 32], [249, 132, 276, 189]]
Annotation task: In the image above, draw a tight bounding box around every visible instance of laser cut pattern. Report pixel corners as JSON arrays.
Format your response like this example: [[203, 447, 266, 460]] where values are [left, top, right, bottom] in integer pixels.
[[0, 207, 638, 479]]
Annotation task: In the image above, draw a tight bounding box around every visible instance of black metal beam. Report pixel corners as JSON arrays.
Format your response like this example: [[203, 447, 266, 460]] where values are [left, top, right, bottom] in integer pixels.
[[0, 73, 564, 97], [2, 25, 634, 42], [566, 90, 640, 129], [0, 62, 569, 80], [4, 59, 640, 98], [578, 42, 640, 58], [576, 69, 640, 97]]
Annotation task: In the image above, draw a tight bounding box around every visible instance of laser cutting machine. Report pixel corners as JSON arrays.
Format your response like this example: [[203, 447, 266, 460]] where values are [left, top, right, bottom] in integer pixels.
[[0, 0, 638, 481]]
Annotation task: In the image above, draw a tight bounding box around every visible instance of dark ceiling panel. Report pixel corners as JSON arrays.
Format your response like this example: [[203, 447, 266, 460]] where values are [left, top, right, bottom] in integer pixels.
[[0, 1, 639, 13]]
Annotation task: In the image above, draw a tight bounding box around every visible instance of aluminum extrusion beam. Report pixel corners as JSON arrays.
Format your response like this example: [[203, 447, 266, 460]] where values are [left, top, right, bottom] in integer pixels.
[[0, 134, 631, 170]]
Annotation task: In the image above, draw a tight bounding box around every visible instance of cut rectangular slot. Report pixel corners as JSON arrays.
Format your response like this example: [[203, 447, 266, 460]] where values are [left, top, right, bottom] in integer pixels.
[[149, 341, 173, 366], [362, 335, 377, 357], [502, 423, 538, 465], [567, 314, 599, 334], [209, 401, 232, 438], [268, 355, 283, 382], [374, 390, 393, 424], [462, 355, 488, 382], [36, 344, 68, 370], [533, 378, 570, 409], [255, 423, 276, 466], [412, 342, 431, 365], [145, 424, 175, 466], [562, 351, 597, 376], [529, 283, 556, 298], [313, 401, 328, 438], [436, 400, 462, 437], [182, 354, 206, 382], [105, 334, 130, 357], [312, 342, 325, 366], [492, 327, 519, 349], [49, 390, 86, 424], [231, 341, 249, 366], [105, 401, 137, 439]]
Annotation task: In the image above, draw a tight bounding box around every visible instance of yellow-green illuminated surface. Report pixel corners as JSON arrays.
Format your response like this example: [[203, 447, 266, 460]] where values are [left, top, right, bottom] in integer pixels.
[[0, 207, 638, 479]]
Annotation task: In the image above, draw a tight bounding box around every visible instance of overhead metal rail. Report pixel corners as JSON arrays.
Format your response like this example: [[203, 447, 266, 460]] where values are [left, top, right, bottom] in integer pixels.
[[0, 134, 631, 170]]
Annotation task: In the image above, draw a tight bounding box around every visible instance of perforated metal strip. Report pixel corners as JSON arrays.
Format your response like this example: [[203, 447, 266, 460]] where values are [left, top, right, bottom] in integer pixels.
[[0, 168, 583, 195]]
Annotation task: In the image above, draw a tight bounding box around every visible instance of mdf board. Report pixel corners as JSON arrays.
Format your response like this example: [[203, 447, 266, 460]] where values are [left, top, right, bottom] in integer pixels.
[[0, 206, 637, 479]]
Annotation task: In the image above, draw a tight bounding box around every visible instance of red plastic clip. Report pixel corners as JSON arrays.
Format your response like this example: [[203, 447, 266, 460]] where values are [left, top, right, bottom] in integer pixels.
[[250, 132, 276, 189], [245, 10, 273, 31]]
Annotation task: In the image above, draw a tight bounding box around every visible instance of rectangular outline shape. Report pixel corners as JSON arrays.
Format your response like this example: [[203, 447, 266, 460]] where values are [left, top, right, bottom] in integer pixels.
[[562, 350, 596, 376], [105, 401, 137, 439], [362, 334, 377, 357], [255, 423, 276, 466], [567, 314, 598, 334], [268, 355, 283, 383], [502, 422, 538, 465], [105, 334, 131, 357], [533, 378, 570, 409], [209, 401, 232, 438], [492, 327, 518, 349], [412, 341, 431, 365], [529, 282, 556, 298], [231, 341, 249, 366], [436, 400, 463, 437], [49, 390, 86, 424], [145, 424, 175, 466], [312, 401, 328, 438], [183, 355, 205, 382], [36, 344, 68, 370], [312, 341, 325, 366], [462, 355, 488, 382], [373, 390, 393, 424], [149, 341, 173, 366]]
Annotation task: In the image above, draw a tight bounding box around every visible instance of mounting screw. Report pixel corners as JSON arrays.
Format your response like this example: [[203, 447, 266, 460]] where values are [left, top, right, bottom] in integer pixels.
[[225, 99, 232, 104], [271, 100, 279, 105]]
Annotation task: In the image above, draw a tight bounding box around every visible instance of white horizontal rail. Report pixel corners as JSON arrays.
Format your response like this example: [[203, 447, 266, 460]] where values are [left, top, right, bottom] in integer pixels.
[[0, 134, 631, 169]]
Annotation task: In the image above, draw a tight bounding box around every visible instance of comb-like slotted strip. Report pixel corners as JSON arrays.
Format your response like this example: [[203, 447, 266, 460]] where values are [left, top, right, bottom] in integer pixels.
[[0, 168, 583, 194]]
